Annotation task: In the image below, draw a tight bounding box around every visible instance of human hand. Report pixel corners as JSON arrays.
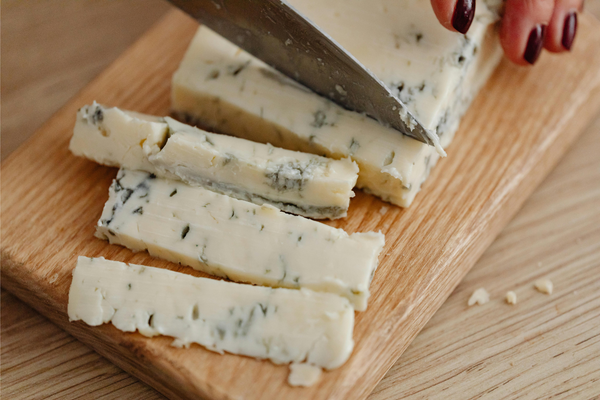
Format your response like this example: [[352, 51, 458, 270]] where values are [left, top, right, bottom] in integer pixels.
[[430, 0, 582, 64]]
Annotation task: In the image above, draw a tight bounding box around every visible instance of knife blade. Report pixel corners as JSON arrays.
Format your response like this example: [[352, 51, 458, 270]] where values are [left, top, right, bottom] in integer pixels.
[[168, 0, 442, 150]]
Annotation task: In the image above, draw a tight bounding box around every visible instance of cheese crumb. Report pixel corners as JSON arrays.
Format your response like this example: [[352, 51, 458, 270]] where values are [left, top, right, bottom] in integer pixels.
[[379, 205, 389, 215], [535, 279, 553, 295], [48, 273, 60, 284], [505, 291, 517, 305], [288, 363, 322, 387], [335, 84, 348, 96], [468, 288, 489, 306]]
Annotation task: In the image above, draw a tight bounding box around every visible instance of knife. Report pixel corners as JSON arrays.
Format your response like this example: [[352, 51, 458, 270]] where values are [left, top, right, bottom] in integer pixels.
[[168, 0, 441, 149]]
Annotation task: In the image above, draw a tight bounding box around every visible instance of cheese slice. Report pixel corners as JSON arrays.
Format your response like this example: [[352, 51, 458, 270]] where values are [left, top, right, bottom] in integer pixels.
[[96, 169, 385, 310], [70, 103, 359, 219], [171, 0, 502, 206], [68, 256, 355, 372]]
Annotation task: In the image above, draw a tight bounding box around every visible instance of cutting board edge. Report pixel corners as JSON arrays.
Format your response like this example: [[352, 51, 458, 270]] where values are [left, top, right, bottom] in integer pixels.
[[0, 250, 194, 400], [344, 15, 600, 397], [350, 94, 600, 400]]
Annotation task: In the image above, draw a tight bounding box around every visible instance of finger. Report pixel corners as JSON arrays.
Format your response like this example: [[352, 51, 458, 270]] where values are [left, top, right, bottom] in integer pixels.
[[544, 0, 582, 52], [500, 0, 555, 65], [430, 0, 476, 34]]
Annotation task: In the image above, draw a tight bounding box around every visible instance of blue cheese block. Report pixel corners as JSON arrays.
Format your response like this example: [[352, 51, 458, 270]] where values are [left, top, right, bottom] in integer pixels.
[[171, 0, 503, 207], [96, 169, 385, 311], [70, 103, 359, 220], [68, 256, 355, 373], [288, 0, 503, 144]]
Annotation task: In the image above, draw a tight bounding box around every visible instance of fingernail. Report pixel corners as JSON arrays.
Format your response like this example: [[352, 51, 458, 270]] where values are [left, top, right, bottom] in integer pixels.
[[562, 12, 577, 51], [452, 0, 475, 34], [524, 24, 547, 65]]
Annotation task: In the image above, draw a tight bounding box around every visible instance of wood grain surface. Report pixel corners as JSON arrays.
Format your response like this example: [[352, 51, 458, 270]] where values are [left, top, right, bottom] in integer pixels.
[[1, 0, 170, 161], [2, 6, 600, 400]]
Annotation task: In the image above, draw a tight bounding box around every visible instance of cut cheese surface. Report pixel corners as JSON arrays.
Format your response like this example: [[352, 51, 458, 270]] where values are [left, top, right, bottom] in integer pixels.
[[69, 102, 165, 174], [171, 0, 503, 207], [96, 169, 385, 310], [68, 256, 355, 370], [70, 103, 359, 219]]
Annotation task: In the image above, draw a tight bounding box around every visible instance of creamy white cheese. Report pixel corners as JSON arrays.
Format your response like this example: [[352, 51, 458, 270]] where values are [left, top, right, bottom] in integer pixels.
[[505, 291, 517, 305], [96, 169, 385, 310], [288, 0, 502, 143], [70, 102, 165, 173], [171, 0, 502, 207], [70, 103, 358, 219], [68, 256, 355, 371], [288, 363, 323, 387], [468, 288, 490, 306], [534, 279, 553, 295]]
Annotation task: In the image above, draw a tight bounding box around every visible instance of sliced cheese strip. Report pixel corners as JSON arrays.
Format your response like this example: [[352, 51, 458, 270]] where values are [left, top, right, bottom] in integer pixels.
[[70, 103, 359, 219], [171, 0, 502, 207], [96, 169, 385, 310], [68, 256, 354, 371]]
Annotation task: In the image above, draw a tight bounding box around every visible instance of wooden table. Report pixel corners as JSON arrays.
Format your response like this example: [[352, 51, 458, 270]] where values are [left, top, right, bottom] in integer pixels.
[[2, 2, 599, 398]]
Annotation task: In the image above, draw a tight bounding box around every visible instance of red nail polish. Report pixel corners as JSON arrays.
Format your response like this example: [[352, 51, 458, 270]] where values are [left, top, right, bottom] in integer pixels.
[[562, 12, 577, 51], [524, 24, 547, 65], [452, 0, 475, 34]]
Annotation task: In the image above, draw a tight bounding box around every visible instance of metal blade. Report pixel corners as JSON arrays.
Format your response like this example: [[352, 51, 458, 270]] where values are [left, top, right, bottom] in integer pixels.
[[168, 0, 440, 147]]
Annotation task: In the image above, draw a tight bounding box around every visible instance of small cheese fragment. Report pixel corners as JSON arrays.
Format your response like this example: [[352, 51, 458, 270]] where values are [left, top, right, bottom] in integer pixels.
[[534, 279, 553, 295], [171, 0, 503, 206], [505, 291, 517, 305], [68, 257, 354, 370], [96, 169, 385, 310], [70, 103, 358, 219], [288, 363, 323, 387], [468, 288, 490, 306]]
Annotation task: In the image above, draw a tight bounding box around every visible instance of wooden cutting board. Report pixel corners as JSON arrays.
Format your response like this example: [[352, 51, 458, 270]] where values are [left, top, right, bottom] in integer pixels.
[[2, 9, 600, 400]]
